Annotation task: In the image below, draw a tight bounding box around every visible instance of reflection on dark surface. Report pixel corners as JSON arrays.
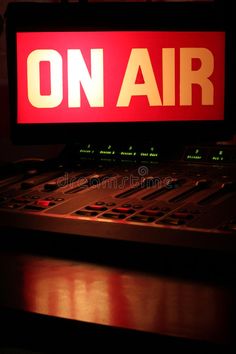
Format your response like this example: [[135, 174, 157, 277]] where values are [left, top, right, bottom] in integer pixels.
[[0, 251, 232, 345]]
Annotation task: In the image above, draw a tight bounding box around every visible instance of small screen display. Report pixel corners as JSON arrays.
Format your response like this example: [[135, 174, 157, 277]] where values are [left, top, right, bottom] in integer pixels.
[[16, 31, 225, 124]]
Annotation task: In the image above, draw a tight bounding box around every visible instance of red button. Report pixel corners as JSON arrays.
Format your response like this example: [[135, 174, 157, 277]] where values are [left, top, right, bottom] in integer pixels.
[[112, 207, 134, 214], [35, 200, 55, 208], [85, 205, 107, 211]]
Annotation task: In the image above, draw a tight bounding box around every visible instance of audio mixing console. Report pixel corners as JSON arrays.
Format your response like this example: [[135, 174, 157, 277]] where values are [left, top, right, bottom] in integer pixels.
[[0, 144, 235, 252], [2, 2, 236, 254]]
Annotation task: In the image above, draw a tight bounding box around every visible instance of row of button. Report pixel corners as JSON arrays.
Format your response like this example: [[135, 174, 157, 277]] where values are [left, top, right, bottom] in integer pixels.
[[74, 199, 198, 226], [160, 212, 194, 226], [74, 200, 162, 223], [0, 193, 65, 211]]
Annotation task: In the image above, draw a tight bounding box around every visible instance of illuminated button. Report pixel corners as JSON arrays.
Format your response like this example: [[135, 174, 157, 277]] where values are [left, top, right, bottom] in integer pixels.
[[112, 207, 135, 214], [35, 200, 55, 208], [85, 205, 107, 212], [140, 210, 164, 217]]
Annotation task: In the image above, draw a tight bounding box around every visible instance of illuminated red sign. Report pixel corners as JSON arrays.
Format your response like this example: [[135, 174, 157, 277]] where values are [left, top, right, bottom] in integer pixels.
[[17, 31, 225, 124]]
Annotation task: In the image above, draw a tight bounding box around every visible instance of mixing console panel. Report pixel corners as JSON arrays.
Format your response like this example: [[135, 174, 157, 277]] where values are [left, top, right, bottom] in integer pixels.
[[0, 145, 235, 252]]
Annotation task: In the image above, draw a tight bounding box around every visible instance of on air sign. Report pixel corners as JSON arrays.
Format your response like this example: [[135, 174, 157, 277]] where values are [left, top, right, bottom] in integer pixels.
[[16, 31, 225, 123]]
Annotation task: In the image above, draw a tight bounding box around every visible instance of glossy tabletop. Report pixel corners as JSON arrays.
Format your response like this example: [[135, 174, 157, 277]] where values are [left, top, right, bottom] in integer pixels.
[[0, 246, 235, 352]]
